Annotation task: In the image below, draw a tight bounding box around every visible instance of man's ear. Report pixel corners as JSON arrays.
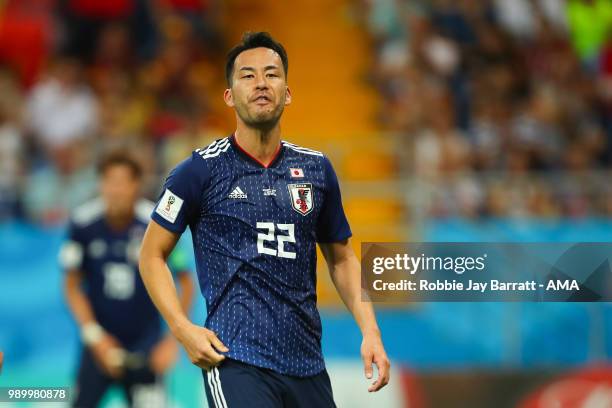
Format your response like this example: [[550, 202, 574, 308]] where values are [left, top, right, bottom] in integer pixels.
[[285, 86, 292, 106], [223, 88, 234, 107]]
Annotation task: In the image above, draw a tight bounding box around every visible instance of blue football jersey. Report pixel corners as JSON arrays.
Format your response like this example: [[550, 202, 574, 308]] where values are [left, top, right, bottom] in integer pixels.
[[152, 135, 352, 376], [60, 199, 163, 353]]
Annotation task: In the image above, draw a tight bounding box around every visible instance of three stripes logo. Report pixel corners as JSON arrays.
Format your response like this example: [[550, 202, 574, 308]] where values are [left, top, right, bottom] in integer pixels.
[[206, 367, 228, 408], [196, 137, 231, 159], [228, 186, 248, 199]]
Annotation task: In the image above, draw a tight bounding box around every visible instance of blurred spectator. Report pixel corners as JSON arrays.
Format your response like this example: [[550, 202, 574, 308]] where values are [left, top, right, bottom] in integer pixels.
[[22, 156, 97, 225], [157, 0, 225, 53], [0, 68, 25, 219], [26, 58, 98, 163], [492, 0, 567, 41], [91, 22, 135, 70], [22, 57, 98, 224], [361, 0, 612, 218], [0, 0, 54, 86], [0, 0, 224, 225], [413, 84, 470, 178], [93, 67, 149, 142], [59, 0, 158, 61], [509, 85, 565, 170], [0, 130, 23, 219], [141, 14, 219, 145], [493, 0, 538, 41], [468, 94, 506, 171]]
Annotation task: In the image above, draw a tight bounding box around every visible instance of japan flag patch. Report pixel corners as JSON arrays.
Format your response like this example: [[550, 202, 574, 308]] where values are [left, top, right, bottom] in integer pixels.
[[290, 168, 304, 178]]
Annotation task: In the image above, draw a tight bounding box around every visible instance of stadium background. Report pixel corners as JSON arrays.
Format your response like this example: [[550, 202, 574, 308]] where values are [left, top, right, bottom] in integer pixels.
[[1, 0, 611, 406]]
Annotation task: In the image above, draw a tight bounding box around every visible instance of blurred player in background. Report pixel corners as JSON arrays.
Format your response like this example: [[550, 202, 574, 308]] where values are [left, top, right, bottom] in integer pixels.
[[60, 151, 194, 408], [139, 32, 389, 407]]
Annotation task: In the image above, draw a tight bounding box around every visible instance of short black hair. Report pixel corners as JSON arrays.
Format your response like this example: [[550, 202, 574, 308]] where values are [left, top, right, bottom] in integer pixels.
[[98, 150, 143, 179], [225, 31, 288, 86]]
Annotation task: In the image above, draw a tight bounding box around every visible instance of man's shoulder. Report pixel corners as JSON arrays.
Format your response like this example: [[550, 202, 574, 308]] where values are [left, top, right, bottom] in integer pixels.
[[134, 199, 155, 224], [166, 137, 232, 184], [281, 140, 333, 175], [194, 136, 232, 161], [71, 198, 105, 228], [172, 137, 232, 178], [281, 140, 324, 158]]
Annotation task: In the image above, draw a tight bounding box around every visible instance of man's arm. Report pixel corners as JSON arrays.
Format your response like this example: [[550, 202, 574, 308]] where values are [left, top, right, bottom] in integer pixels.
[[149, 270, 195, 374], [177, 271, 195, 313], [139, 221, 228, 370], [63, 269, 124, 378], [319, 239, 390, 392], [64, 269, 97, 327]]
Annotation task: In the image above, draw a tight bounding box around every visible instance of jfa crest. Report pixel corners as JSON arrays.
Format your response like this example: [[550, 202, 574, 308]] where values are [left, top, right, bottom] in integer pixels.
[[287, 183, 314, 216]]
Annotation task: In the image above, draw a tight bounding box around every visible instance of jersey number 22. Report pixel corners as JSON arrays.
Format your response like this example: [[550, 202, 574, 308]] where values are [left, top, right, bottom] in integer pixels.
[[256, 222, 296, 259]]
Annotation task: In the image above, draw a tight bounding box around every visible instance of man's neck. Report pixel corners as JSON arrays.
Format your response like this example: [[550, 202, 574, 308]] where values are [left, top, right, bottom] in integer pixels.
[[105, 211, 134, 232], [234, 122, 282, 166]]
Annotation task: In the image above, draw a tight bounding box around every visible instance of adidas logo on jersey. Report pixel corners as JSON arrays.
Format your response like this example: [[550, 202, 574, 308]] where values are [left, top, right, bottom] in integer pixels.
[[228, 186, 248, 199]]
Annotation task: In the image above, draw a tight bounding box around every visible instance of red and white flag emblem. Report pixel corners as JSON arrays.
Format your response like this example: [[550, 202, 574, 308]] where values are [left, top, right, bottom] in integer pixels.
[[290, 168, 304, 178]]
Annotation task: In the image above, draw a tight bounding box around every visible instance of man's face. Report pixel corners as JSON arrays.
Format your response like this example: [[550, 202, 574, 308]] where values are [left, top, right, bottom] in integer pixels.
[[224, 47, 291, 129], [100, 165, 140, 218]]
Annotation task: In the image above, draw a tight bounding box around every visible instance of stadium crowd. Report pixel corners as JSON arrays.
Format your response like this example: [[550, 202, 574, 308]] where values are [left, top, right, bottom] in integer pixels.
[[362, 0, 612, 218], [0, 0, 225, 224], [3, 0, 612, 222]]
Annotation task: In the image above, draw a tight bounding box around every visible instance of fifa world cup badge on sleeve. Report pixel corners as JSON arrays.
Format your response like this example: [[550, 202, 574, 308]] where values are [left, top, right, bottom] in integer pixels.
[[155, 189, 184, 223]]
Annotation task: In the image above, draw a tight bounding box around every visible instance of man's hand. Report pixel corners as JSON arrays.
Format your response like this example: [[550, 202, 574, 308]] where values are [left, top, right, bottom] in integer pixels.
[[149, 335, 179, 375], [174, 322, 228, 370], [90, 333, 125, 379], [361, 331, 390, 392]]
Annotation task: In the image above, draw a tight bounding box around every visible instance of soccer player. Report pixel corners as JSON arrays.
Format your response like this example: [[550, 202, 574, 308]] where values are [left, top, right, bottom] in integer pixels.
[[61, 151, 194, 408], [139, 32, 390, 407]]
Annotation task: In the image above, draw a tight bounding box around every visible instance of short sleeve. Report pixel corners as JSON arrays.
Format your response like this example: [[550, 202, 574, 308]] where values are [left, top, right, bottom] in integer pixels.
[[152, 153, 209, 234], [315, 156, 352, 243], [59, 222, 85, 271]]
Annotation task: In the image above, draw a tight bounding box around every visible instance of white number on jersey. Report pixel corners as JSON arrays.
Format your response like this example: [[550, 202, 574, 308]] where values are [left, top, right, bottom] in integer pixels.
[[256, 222, 296, 259], [103, 263, 135, 300]]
